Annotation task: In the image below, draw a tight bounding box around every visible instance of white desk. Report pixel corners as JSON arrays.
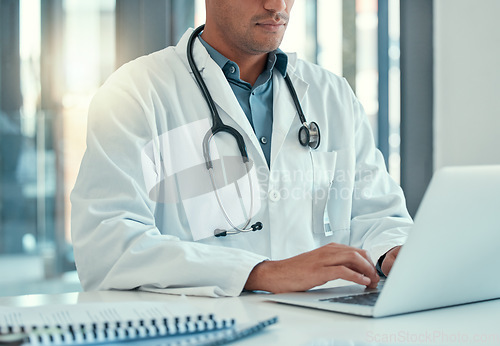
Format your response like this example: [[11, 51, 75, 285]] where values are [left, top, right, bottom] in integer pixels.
[[1, 288, 499, 345]]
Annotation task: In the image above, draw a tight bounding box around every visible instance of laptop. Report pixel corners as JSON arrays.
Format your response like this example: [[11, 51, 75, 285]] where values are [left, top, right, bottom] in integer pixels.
[[268, 165, 500, 317]]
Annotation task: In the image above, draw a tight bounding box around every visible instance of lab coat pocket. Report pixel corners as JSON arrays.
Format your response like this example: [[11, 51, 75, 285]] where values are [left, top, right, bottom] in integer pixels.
[[310, 151, 337, 235]]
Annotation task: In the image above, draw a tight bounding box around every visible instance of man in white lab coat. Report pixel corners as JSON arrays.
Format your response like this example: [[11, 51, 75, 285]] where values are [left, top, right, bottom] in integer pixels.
[[71, 0, 413, 297]]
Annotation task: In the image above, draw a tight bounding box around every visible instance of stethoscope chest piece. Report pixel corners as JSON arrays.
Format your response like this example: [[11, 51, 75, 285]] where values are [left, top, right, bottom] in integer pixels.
[[282, 74, 321, 150], [298, 121, 320, 149]]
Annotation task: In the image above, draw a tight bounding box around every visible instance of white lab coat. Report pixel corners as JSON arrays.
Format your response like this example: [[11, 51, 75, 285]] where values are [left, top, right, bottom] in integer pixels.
[[71, 28, 413, 297]]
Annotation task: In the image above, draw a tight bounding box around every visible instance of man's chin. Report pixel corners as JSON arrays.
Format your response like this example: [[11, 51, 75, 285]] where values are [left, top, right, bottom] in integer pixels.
[[252, 39, 284, 54]]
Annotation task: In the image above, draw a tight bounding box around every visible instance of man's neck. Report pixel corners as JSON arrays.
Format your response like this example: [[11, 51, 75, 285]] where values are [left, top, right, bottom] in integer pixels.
[[200, 32, 268, 86], [235, 55, 268, 86]]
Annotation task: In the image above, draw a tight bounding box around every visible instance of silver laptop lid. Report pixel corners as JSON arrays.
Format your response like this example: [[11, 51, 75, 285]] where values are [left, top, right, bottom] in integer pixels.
[[374, 165, 500, 317]]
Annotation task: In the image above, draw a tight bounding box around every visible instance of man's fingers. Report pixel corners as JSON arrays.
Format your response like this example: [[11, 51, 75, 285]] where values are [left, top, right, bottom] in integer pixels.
[[353, 247, 376, 267], [246, 244, 383, 293], [323, 249, 379, 285], [326, 266, 374, 287], [325, 243, 375, 266]]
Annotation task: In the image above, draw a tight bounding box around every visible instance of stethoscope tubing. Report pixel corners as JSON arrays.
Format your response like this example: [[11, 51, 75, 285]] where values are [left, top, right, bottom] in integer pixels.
[[188, 25, 257, 236], [186, 24, 320, 237], [187, 25, 249, 169]]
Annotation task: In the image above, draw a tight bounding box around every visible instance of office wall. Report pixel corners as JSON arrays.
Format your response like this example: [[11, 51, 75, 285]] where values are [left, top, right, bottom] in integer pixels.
[[434, 0, 500, 170]]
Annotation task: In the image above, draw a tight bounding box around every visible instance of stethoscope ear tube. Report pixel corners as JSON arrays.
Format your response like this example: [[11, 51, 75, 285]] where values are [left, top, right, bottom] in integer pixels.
[[188, 25, 249, 165], [189, 25, 256, 238], [187, 25, 220, 128]]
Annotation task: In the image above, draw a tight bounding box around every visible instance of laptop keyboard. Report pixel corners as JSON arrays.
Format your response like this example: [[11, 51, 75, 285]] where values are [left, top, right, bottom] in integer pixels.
[[319, 291, 381, 306]]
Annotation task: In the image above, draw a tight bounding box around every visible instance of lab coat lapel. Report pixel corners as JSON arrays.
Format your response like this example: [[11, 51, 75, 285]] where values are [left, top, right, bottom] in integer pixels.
[[271, 59, 309, 165], [175, 29, 266, 165]]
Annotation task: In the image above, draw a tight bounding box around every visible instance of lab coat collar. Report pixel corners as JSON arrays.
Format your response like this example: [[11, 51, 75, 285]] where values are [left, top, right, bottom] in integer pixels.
[[174, 29, 309, 168], [270, 54, 309, 165], [175, 28, 267, 166]]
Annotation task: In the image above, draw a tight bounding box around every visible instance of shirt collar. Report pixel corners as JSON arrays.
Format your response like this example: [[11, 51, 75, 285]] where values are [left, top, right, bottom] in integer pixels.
[[198, 35, 288, 79], [270, 49, 288, 77]]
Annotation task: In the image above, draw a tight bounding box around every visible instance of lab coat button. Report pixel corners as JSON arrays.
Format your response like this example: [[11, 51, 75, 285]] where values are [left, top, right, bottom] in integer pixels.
[[260, 136, 268, 144], [269, 190, 281, 202]]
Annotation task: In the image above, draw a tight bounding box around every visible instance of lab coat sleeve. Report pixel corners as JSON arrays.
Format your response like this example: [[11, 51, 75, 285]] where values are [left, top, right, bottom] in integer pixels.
[[347, 85, 413, 265], [70, 82, 267, 297]]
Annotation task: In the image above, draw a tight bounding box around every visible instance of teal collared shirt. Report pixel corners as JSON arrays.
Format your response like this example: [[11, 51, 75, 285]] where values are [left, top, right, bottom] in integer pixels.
[[199, 36, 288, 166]]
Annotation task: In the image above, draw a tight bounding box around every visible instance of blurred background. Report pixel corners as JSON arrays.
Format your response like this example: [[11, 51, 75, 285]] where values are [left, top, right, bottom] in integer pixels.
[[0, 0, 499, 297]]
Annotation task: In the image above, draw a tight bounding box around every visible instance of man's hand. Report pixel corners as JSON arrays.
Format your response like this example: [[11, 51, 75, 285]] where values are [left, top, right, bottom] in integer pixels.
[[380, 246, 401, 276], [244, 243, 380, 294]]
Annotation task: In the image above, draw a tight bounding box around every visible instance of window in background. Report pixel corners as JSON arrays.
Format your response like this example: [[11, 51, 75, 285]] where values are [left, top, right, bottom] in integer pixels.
[[387, 0, 401, 183], [0, 0, 115, 297], [61, 0, 116, 250], [317, 0, 343, 76], [1, 0, 46, 290], [194, 0, 205, 26], [356, 0, 379, 144]]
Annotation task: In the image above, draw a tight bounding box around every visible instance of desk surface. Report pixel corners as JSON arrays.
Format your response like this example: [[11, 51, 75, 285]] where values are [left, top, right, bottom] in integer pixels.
[[1, 287, 499, 346]]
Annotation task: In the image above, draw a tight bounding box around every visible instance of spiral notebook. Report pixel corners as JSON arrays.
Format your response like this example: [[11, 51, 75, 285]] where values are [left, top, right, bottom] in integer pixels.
[[0, 301, 277, 345]]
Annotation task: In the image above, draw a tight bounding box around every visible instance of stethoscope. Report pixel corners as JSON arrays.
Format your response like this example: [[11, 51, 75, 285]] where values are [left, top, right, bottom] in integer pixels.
[[187, 25, 321, 237]]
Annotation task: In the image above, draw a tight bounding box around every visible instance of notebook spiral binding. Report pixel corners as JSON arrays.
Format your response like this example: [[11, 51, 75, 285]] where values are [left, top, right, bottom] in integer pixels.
[[0, 314, 233, 345], [0, 314, 278, 346]]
